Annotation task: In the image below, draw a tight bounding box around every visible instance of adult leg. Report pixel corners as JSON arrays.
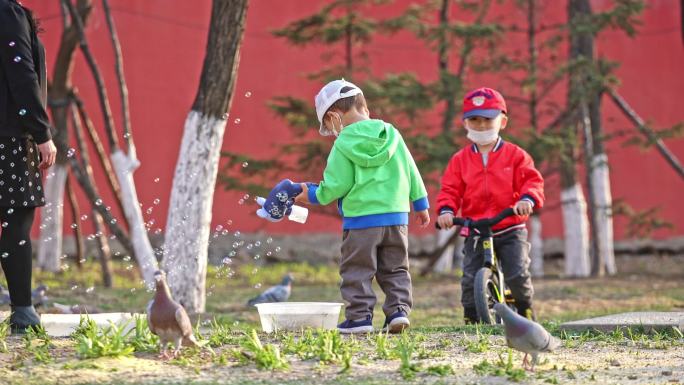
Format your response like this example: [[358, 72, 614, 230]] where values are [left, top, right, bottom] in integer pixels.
[[0, 207, 36, 306], [0, 207, 40, 332]]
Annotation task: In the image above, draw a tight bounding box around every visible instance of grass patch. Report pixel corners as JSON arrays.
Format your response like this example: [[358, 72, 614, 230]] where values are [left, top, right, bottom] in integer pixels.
[[240, 329, 288, 370], [473, 349, 526, 382], [395, 332, 420, 380], [23, 325, 54, 363], [0, 318, 9, 353], [73, 317, 135, 359]]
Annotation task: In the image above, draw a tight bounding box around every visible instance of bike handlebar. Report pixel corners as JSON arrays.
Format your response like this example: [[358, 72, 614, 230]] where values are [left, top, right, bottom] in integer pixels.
[[435, 207, 516, 230]]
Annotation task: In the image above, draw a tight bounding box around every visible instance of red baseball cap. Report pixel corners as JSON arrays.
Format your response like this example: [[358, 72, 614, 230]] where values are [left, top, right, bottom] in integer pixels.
[[462, 87, 507, 119]]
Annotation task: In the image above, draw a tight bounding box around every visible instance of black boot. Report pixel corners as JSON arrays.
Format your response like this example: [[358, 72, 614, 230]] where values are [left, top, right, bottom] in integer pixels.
[[10, 305, 41, 334], [516, 301, 536, 321], [463, 306, 479, 324]]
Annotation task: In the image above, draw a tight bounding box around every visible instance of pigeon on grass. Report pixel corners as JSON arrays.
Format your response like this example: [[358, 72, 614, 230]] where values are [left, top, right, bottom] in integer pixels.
[[494, 303, 560, 371], [0, 284, 48, 307], [247, 274, 293, 306], [146, 270, 208, 359]]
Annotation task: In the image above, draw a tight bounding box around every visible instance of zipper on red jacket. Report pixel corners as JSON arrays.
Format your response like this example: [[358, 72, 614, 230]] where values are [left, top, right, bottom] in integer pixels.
[[482, 150, 491, 216]]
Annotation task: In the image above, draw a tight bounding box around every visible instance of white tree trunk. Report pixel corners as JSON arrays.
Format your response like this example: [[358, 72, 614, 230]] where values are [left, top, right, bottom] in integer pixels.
[[433, 227, 456, 272], [111, 148, 158, 285], [591, 154, 616, 275], [36, 164, 68, 272], [529, 215, 544, 277], [162, 111, 226, 313], [562, 182, 591, 277]]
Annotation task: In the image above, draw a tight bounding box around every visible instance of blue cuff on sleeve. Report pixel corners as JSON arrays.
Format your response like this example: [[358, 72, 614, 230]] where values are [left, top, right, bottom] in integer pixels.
[[520, 194, 536, 207], [412, 197, 429, 212], [439, 207, 454, 215], [307, 183, 320, 205]]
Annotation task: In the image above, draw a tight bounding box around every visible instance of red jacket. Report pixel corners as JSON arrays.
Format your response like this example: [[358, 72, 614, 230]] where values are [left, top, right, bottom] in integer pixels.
[[436, 139, 545, 231]]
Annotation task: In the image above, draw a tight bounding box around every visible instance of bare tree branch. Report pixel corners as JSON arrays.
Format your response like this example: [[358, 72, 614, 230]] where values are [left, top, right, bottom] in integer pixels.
[[101, 0, 134, 153], [608, 89, 684, 180], [64, 0, 120, 151], [65, 175, 85, 269], [71, 91, 125, 216], [71, 104, 114, 287]]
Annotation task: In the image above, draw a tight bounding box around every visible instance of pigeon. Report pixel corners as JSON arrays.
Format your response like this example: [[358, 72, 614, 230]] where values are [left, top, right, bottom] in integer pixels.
[[247, 274, 294, 306], [494, 303, 561, 371], [146, 270, 201, 359], [0, 284, 9, 306], [0, 284, 48, 307], [51, 302, 101, 314], [32, 284, 49, 308]]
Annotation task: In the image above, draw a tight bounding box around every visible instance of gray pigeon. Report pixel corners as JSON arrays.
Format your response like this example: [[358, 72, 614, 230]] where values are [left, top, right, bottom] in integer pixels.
[[32, 284, 49, 308], [247, 274, 293, 306], [0, 284, 48, 307], [146, 270, 200, 359], [494, 303, 560, 371], [0, 285, 9, 306]]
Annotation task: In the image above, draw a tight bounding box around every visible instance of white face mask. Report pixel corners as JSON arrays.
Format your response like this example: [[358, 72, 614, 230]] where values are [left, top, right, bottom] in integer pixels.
[[466, 127, 499, 146]]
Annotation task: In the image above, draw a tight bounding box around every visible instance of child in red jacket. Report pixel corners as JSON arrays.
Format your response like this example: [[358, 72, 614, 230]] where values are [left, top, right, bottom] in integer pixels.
[[436, 87, 544, 323]]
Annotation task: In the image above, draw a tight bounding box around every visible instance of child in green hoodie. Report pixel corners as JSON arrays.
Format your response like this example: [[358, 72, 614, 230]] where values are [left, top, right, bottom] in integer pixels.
[[294, 79, 430, 334]]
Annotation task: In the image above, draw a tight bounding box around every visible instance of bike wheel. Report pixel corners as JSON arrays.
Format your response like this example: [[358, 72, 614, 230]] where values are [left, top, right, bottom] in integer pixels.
[[474, 267, 500, 324]]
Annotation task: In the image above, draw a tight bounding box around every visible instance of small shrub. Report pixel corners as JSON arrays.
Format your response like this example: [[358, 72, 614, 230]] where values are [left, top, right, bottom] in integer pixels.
[[74, 318, 135, 359], [395, 332, 421, 380], [130, 315, 159, 353], [23, 325, 53, 363], [0, 319, 9, 353], [240, 329, 288, 370], [374, 332, 392, 360]]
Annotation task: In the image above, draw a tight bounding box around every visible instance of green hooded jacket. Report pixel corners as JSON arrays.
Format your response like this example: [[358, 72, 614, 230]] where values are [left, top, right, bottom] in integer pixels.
[[307, 119, 429, 229]]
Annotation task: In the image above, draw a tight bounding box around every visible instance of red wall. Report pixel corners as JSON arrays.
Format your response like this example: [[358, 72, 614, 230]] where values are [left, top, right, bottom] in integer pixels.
[[24, 0, 684, 240]]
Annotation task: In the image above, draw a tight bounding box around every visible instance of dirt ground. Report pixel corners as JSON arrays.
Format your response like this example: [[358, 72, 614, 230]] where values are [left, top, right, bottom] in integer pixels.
[[0, 254, 683, 385]]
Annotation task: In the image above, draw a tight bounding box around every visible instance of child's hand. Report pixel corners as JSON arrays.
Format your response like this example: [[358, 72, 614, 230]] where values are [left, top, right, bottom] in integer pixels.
[[415, 210, 430, 228], [437, 212, 454, 230], [255, 179, 302, 222], [513, 200, 533, 216]]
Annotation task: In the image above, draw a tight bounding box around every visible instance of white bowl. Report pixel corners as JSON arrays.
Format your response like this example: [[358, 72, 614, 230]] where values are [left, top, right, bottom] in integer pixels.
[[254, 302, 343, 333]]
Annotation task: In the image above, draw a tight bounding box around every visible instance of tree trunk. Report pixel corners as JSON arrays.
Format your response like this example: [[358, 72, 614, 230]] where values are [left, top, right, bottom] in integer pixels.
[[91, 210, 113, 287], [561, 182, 591, 277], [529, 214, 544, 277], [37, 0, 93, 271], [433, 227, 456, 273], [111, 150, 158, 285], [580, 103, 601, 275], [561, 0, 592, 277], [162, 0, 249, 314], [67, 0, 161, 284], [591, 153, 616, 274], [36, 165, 68, 272]]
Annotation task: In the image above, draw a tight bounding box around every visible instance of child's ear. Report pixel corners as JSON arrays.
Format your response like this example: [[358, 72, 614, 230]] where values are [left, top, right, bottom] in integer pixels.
[[500, 114, 508, 129]]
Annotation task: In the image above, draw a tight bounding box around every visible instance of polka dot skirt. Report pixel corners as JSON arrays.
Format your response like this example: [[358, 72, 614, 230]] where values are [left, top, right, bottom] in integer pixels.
[[0, 137, 45, 208]]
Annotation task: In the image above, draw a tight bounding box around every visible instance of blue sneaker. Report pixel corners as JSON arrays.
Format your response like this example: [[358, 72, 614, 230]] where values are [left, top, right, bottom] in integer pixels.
[[337, 315, 373, 334], [381, 310, 410, 333]]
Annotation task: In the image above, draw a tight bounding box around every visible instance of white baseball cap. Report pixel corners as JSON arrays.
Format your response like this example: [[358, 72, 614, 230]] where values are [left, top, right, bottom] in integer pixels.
[[314, 79, 363, 136]]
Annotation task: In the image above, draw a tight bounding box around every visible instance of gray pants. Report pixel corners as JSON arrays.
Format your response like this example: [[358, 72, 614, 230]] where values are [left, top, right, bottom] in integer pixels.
[[340, 225, 412, 320], [461, 228, 534, 308]]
